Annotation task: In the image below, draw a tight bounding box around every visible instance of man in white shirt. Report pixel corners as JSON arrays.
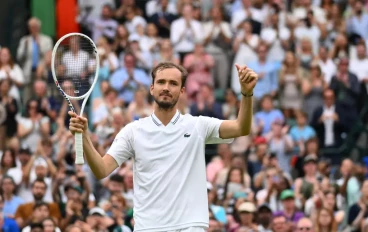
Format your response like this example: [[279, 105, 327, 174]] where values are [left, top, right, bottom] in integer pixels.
[[68, 62, 258, 232], [349, 43, 368, 82], [170, 3, 203, 62], [317, 46, 336, 84]]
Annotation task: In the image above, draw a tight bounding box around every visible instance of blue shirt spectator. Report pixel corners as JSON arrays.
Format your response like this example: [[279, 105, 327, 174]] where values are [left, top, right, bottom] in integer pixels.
[[289, 112, 316, 144], [255, 95, 284, 135], [110, 54, 150, 104]]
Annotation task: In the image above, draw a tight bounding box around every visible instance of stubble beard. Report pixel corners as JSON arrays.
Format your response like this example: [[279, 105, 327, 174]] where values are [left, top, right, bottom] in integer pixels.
[[153, 95, 179, 111]]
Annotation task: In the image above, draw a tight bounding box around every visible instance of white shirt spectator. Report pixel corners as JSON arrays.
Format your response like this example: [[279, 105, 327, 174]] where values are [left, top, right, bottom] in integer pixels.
[[349, 57, 368, 82], [202, 20, 232, 53], [88, 17, 118, 42], [62, 51, 89, 77], [170, 18, 203, 53], [260, 27, 291, 62], [78, 0, 115, 20], [145, 0, 177, 17], [319, 59, 337, 84], [231, 7, 269, 32], [0, 64, 25, 101], [293, 6, 327, 24], [294, 25, 321, 55]]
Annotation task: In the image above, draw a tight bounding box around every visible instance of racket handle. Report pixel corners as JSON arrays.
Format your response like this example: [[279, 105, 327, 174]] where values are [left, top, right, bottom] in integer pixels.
[[75, 132, 84, 164]]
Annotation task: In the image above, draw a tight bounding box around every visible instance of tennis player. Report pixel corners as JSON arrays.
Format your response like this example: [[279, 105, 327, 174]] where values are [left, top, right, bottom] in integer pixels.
[[68, 62, 258, 232]]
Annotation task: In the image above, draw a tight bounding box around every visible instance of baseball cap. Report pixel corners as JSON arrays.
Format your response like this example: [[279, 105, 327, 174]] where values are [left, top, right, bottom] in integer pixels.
[[64, 184, 83, 194], [304, 154, 318, 164], [88, 207, 106, 217], [280, 189, 295, 200], [237, 202, 256, 213], [253, 136, 267, 145]]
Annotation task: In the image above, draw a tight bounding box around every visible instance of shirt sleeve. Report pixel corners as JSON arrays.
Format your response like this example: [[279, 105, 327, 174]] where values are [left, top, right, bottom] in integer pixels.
[[107, 123, 135, 166], [197, 116, 234, 144]]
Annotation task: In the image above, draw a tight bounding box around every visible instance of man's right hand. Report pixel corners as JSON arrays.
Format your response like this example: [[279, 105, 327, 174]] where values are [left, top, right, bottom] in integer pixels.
[[68, 111, 88, 136]]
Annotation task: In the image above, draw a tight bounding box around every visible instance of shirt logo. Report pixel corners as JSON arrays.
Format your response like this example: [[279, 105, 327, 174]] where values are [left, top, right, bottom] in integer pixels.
[[184, 133, 191, 138]]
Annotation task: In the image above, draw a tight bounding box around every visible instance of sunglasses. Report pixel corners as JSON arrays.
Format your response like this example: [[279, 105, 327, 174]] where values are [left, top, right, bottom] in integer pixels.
[[297, 227, 312, 231]]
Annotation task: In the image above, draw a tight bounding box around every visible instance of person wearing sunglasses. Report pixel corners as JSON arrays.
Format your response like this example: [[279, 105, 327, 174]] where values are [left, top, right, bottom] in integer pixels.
[[296, 217, 314, 232]]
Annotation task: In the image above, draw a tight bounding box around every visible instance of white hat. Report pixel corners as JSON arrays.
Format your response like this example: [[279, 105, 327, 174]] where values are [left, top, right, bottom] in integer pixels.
[[34, 157, 48, 168], [237, 202, 256, 213], [88, 207, 106, 216]]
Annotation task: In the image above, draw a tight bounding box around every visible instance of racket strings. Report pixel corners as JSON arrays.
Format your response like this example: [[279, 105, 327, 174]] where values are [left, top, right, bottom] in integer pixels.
[[53, 35, 97, 98]]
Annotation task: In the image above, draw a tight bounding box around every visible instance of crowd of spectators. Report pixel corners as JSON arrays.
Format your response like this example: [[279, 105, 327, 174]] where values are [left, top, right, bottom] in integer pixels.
[[0, 0, 368, 231]]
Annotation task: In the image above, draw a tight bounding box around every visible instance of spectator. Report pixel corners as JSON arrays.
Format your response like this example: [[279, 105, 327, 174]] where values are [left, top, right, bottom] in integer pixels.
[[183, 42, 215, 98], [16, 17, 53, 104], [88, 4, 118, 42], [124, 6, 147, 35], [15, 179, 61, 228], [109, 53, 150, 105], [274, 189, 304, 226], [153, 39, 180, 66], [149, 0, 178, 38], [349, 42, 368, 83], [170, 3, 203, 62], [302, 62, 327, 123], [348, 179, 368, 232], [0, 48, 25, 103], [254, 95, 284, 135], [346, 0, 368, 41], [296, 217, 315, 232], [0, 209, 20, 232], [16, 99, 50, 153], [1, 176, 24, 218], [190, 84, 223, 119], [0, 79, 18, 149], [278, 52, 303, 111], [257, 204, 273, 232], [202, 6, 232, 90], [311, 89, 346, 159], [124, 34, 153, 72], [317, 46, 337, 85], [271, 215, 289, 232], [113, 24, 130, 58]]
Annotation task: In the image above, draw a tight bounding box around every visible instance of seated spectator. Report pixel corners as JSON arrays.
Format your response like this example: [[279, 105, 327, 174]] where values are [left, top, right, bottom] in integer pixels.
[[87, 4, 118, 42], [153, 39, 180, 66], [148, 0, 177, 38], [230, 202, 258, 232], [21, 202, 51, 232], [127, 87, 153, 121], [190, 84, 223, 119], [256, 204, 273, 232]]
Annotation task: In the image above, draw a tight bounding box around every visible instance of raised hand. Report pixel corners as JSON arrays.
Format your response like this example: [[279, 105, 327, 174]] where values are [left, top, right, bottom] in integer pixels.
[[235, 64, 258, 95], [68, 111, 88, 136]]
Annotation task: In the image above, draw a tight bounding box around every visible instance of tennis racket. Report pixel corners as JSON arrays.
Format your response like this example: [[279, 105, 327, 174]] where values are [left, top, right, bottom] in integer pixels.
[[51, 33, 99, 164]]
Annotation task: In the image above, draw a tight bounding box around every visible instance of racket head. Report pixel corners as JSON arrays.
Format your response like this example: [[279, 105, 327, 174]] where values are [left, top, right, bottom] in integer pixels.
[[51, 33, 99, 101]]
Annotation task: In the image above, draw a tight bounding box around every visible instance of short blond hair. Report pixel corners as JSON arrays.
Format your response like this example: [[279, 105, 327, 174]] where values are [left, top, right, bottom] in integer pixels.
[[28, 17, 41, 28]]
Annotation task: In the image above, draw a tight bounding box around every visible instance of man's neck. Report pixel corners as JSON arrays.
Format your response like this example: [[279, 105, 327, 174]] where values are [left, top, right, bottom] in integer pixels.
[[154, 106, 178, 125], [284, 208, 295, 217]]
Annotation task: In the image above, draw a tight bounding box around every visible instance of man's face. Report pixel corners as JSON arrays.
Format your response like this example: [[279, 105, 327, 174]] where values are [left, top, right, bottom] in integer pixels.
[[258, 209, 272, 225], [108, 181, 123, 193], [296, 219, 314, 232], [33, 205, 50, 221], [150, 68, 183, 110], [32, 182, 46, 201], [124, 55, 136, 70], [357, 45, 367, 59], [323, 90, 335, 107], [102, 6, 112, 18], [272, 216, 287, 232], [282, 198, 295, 210], [319, 47, 327, 60]]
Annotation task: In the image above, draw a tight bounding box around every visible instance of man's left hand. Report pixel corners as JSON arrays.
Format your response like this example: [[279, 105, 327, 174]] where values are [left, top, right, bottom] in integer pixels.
[[235, 64, 258, 95]]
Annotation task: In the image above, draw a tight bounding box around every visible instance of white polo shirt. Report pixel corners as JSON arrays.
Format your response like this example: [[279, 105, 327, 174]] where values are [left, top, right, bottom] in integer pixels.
[[107, 111, 233, 232]]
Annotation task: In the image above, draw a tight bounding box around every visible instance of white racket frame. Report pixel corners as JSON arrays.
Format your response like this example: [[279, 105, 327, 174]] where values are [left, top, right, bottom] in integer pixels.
[[51, 32, 100, 165]]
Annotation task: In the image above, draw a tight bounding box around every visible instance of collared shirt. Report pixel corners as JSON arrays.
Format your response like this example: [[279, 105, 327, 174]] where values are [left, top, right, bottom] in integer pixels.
[[107, 111, 233, 231]]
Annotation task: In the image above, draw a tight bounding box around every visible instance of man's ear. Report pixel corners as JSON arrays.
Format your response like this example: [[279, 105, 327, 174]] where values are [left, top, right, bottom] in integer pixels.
[[180, 87, 185, 94], [150, 84, 154, 95]]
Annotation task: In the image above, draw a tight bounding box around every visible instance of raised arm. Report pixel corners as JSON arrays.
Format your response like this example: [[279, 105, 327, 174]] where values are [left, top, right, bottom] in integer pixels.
[[219, 64, 258, 139], [68, 111, 119, 179]]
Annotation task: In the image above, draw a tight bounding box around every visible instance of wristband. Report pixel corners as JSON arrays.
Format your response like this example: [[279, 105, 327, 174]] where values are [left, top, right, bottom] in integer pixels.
[[241, 91, 253, 97]]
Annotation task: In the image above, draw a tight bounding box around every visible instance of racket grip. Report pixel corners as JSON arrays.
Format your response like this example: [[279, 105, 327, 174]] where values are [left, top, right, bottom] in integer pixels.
[[75, 132, 84, 164]]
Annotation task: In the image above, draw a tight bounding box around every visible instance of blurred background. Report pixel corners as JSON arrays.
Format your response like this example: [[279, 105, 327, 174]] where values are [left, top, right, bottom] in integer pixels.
[[0, 0, 368, 231]]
